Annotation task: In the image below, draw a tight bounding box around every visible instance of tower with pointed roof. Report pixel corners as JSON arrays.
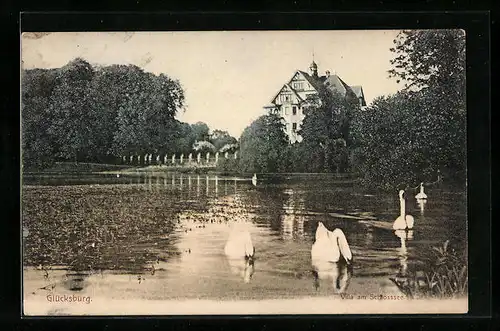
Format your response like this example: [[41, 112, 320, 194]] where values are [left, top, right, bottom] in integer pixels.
[[309, 60, 318, 78], [263, 59, 366, 143]]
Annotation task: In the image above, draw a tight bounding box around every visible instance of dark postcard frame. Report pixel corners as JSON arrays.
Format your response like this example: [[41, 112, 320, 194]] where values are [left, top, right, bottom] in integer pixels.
[[5, 10, 492, 331]]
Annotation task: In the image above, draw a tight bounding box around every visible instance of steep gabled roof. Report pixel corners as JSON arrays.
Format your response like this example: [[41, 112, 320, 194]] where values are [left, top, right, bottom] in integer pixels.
[[269, 84, 289, 104], [351, 85, 367, 106], [269, 82, 304, 104], [322, 74, 349, 96], [286, 83, 304, 102], [267, 68, 366, 107], [297, 70, 324, 91]]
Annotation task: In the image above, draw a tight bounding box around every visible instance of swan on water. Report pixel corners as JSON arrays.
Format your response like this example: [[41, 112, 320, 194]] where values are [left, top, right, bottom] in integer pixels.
[[393, 190, 415, 230], [224, 227, 255, 260], [415, 182, 428, 200], [251, 173, 257, 186], [311, 222, 352, 264]]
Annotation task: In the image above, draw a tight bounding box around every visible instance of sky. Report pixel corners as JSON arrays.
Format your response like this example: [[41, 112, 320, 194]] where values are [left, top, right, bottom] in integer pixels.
[[21, 30, 403, 138]]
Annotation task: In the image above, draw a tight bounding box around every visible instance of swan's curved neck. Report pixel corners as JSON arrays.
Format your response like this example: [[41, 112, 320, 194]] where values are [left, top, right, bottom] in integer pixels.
[[400, 196, 406, 218], [420, 184, 424, 194]]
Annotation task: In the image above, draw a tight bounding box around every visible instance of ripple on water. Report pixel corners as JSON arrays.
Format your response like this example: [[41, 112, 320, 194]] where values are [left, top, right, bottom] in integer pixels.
[[22, 173, 466, 303]]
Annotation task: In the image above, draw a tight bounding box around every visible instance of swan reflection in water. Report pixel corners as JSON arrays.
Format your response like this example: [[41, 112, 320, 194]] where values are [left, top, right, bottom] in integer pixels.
[[311, 259, 352, 293], [225, 256, 255, 283], [394, 229, 414, 277], [417, 199, 426, 215]]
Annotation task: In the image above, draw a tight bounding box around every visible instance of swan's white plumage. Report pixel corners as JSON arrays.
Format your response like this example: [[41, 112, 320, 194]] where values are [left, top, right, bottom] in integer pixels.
[[393, 190, 414, 230], [251, 174, 257, 186], [311, 222, 352, 263], [405, 215, 414, 229], [415, 182, 428, 200]]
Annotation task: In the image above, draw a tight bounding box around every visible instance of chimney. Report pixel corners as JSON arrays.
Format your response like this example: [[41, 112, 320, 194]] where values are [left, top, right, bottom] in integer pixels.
[[325, 70, 330, 78]]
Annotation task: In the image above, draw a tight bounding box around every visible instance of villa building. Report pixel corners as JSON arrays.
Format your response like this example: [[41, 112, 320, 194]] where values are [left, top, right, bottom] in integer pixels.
[[263, 60, 366, 143]]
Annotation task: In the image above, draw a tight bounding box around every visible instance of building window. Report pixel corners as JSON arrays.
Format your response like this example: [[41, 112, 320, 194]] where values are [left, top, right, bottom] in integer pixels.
[[292, 123, 297, 131], [285, 107, 289, 115], [292, 106, 297, 115]]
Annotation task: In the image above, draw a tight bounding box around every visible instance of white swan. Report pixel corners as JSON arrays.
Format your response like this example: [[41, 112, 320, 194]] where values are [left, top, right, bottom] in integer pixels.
[[251, 173, 257, 186], [311, 222, 352, 264], [393, 190, 415, 230], [224, 227, 255, 260], [415, 182, 428, 200]]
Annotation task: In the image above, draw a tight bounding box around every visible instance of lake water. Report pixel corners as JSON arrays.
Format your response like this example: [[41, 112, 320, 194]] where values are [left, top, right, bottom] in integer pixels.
[[21, 172, 467, 315]]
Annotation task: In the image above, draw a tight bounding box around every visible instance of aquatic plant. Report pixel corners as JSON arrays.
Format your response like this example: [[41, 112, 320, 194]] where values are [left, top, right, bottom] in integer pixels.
[[390, 240, 467, 299]]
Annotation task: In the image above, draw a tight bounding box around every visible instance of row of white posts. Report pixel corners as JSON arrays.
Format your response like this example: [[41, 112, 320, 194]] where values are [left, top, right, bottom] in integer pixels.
[[122, 151, 238, 165]]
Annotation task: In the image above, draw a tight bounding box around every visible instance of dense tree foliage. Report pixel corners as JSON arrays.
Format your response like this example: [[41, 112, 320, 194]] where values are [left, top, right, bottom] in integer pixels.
[[297, 87, 358, 173], [238, 114, 289, 173], [351, 29, 466, 189], [210, 130, 238, 151], [190, 122, 210, 142], [22, 58, 238, 168]]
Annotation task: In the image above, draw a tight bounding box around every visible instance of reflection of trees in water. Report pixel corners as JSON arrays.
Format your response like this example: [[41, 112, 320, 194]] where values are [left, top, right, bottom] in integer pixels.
[[22, 183, 213, 274], [239, 186, 287, 233], [281, 189, 306, 240]]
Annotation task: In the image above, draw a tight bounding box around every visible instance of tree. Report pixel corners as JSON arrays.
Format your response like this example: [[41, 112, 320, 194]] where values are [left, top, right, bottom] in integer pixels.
[[87, 64, 146, 161], [210, 129, 238, 151], [173, 121, 196, 155], [349, 29, 466, 189], [219, 143, 239, 154], [192, 141, 216, 154], [112, 70, 185, 156], [388, 30, 466, 181], [390, 29, 466, 184], [299, 87, 358, 173], [388, 29, 465, 96], [46, 58, 97, 163], [21, 68, 59, 167], [238, 114, 289, 173], [190, 122, 210, 142]]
